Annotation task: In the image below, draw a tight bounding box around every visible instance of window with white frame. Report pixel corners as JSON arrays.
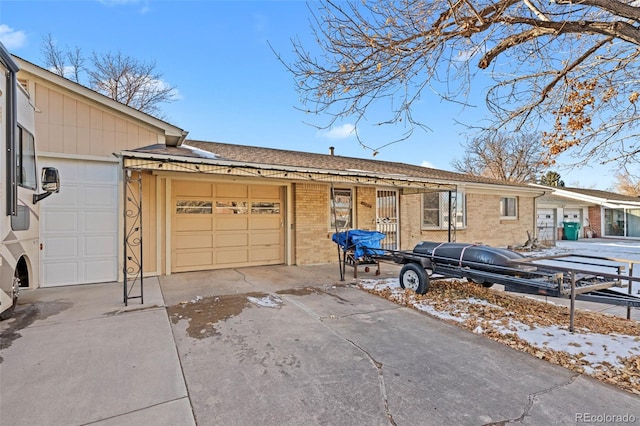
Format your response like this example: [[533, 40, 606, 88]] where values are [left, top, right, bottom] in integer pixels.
[[500, 196, 518, 218], [422, 191, 466, 229], [330, 188, 353, 230]]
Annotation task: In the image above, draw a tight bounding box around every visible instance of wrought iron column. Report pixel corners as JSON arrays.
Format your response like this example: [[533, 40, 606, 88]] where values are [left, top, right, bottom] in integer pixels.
[[123, 168, 143, 305]]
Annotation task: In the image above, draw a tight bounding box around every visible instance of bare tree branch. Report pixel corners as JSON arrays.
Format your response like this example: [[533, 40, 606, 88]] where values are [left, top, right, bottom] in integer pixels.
[[41, 33, 67, 78], [451, 132, 546, 182], [284, 0, 640, 169], [40, 37, 176, 118]]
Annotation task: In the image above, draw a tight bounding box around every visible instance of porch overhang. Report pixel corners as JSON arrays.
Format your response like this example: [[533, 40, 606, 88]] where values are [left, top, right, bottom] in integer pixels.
[[121, 150, 458, 191]]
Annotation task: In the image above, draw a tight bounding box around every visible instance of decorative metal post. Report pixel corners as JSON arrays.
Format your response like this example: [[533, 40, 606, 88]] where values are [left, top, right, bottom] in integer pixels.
[[569, 270, 576, 333], [123, 168, 143, 305], [628, 263, 634, 320]]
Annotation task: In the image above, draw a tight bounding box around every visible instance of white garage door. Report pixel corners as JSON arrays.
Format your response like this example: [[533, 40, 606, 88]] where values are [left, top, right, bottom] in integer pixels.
[[39, 158, 119, 286], [536, 208, 556, 242], [563, 208, 582, 222]]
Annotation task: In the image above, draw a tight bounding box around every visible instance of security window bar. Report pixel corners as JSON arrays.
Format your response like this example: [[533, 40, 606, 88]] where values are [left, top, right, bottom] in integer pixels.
[[331, 188, 352, 230]]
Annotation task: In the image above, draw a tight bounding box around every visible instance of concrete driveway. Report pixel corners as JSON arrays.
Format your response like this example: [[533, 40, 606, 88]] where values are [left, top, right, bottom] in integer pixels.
[[1, 263, 639, 425]]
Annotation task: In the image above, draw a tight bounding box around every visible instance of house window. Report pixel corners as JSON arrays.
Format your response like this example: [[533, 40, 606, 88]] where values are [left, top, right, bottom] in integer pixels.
[[251, 202, 280, 214], [604, 208, 640, 238], [330, 188, 352, 230], [176, 200, 213, 214], [500, 197, 517, 218], [422, 191, 466, 229], [216, 201, 248, 214]]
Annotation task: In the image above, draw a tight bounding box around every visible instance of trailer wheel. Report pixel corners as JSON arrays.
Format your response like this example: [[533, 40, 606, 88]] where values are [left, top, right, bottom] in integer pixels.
[[399, 263, 429, 294]]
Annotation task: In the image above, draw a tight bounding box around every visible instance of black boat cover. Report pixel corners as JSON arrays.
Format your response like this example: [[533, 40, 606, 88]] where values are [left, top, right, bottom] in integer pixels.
[[413, 241, 527, 270]]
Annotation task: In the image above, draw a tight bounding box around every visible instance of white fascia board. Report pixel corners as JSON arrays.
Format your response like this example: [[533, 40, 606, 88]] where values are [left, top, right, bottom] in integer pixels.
[[462, 182, 548, 196], [531, 184, 640, 208]]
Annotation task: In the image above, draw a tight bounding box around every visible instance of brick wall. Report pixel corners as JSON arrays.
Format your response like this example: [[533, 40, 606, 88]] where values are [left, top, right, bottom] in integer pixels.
[[292, 184, 381, 265], [588, 206, 602, 238], [465, 193, 534, 247], [355, 187, 376, 231], [293, 183, 333, 265], [400, 191, 535, 249], [294, 184, 539, 265]]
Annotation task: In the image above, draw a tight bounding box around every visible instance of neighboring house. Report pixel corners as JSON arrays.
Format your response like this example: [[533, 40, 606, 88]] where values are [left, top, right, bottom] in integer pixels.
[[534, 185, 640, 242], [15, 53, 546, 287]]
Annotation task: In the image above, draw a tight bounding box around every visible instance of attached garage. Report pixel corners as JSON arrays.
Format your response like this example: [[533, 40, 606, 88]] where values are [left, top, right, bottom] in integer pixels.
[[171, 180, 285, 272], [39, 157, 119, 286]]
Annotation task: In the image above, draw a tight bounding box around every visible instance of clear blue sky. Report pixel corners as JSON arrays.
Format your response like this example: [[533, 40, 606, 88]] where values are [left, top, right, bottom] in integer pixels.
[[0, 0, 619, 189]]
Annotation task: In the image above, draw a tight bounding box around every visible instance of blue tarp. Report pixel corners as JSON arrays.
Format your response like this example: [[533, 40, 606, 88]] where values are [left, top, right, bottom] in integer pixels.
[[332, 230, 386, 258]]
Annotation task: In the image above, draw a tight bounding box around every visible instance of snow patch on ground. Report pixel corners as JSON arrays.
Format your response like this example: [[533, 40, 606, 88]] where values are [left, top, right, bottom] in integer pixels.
[[247, 295, 283, 308], [360, 277, 640, 374]]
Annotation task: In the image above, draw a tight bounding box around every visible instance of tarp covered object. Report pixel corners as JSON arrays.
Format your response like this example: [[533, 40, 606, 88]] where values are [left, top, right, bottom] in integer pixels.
[[413, 241, 530, 271], [332, 230, 386, 258]]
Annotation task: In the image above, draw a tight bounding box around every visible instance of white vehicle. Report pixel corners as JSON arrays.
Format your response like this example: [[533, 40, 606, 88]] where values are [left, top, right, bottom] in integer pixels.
[[0, 42, 59, 319]]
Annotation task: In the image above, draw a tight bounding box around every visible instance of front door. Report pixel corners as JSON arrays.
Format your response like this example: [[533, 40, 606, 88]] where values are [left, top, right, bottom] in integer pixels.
[[376, 189, 399, 250]]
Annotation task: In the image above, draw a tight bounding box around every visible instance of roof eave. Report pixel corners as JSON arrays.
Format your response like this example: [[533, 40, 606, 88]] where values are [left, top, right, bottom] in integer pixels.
[[531, 184, 640, 207], [120, 150, 546, 194], [120, 150, 460, 187]]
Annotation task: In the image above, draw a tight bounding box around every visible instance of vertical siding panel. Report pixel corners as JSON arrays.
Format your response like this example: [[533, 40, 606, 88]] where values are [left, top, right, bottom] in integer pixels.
[[49, 90, 63, 125], [90, 108, 104, 156], [76, 103, 91, 155], [63, 96, 76, 126], [102, 113, 116, 156], [35, 84, 50, 151]]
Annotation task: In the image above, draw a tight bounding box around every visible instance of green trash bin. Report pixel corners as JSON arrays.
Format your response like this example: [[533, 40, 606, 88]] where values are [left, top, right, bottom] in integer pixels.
[[563, 222, 580, 240]]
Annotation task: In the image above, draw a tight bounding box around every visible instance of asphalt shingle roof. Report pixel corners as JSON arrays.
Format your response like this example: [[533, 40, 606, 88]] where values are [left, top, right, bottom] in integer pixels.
[[131, 140, 532, 189]]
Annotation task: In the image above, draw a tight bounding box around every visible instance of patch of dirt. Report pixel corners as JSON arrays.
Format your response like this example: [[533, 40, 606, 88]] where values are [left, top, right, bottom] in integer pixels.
[[277, 286, 350, 304], [167, 292, 267, 339], [362, 279, 640, 395], [276, 287, 318, 297]]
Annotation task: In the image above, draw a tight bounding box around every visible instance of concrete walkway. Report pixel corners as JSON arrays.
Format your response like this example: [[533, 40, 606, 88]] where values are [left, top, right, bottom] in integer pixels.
[[1, 263, 639, 425], [0, 278, 195, 426]]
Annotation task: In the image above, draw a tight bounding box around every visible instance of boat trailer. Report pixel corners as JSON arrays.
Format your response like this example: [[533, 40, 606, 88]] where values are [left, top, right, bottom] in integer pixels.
[[333, 234, 640, 331]]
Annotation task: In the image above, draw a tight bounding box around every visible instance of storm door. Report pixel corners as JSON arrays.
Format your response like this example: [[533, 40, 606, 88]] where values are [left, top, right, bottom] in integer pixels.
[[376, 189, 399, 250]]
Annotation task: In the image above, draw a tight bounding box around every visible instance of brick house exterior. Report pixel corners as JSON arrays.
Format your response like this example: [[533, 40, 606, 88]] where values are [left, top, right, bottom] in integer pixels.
[[124, 141, 545, 274]]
